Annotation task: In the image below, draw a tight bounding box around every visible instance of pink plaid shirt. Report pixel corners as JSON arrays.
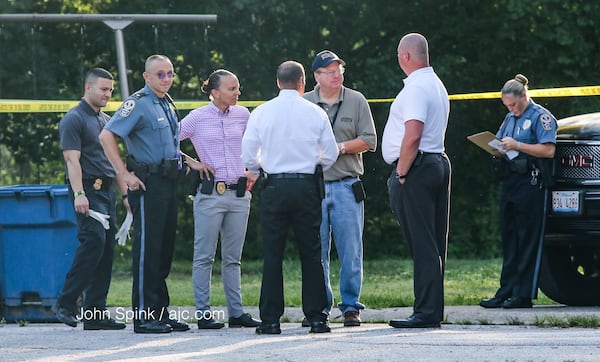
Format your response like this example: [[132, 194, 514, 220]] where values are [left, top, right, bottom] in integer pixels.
[[180, 102, 250, 184]]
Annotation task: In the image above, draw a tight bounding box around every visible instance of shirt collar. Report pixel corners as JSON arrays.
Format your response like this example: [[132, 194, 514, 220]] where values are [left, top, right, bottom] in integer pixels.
[[403, 66, 434, 84], [208, 101, 231, 115], [279, 89, 300, 97], [313, 84, 345, 104], [79, 98, 100, 116]]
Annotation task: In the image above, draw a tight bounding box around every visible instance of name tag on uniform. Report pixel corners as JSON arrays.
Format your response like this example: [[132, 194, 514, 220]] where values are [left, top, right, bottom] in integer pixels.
[[157, 117, 165, 122]]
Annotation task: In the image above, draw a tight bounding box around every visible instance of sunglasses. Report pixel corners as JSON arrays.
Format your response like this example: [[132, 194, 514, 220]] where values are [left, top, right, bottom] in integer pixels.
[[153, 71, 176, 79]]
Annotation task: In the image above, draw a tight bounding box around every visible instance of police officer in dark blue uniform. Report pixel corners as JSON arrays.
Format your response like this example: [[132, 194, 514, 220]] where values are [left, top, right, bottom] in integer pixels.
[[100, 55, 189, 333], [480, 74, 557, 309]]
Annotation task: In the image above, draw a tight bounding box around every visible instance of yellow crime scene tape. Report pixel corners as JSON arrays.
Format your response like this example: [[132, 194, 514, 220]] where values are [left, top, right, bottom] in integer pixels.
[[1, 85, 599, 113]]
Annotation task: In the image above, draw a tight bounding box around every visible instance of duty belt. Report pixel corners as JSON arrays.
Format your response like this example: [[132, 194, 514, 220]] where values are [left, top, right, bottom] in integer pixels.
[[268, 173, 315, 179]]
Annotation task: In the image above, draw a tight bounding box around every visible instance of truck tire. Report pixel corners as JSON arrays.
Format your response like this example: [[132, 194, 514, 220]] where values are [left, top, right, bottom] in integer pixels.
[[539, 244, 600, 306]]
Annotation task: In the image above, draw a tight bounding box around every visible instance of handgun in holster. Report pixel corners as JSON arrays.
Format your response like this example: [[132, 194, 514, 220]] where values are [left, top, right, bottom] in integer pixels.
[[258, 169, 269, 190], [188, 170, 201, 198], [126, 156, 149, 183]]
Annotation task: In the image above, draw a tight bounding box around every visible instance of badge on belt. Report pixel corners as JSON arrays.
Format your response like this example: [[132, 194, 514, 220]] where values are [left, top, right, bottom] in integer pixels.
[[93, 178, 103, 190], [216, 181, 227, 195]]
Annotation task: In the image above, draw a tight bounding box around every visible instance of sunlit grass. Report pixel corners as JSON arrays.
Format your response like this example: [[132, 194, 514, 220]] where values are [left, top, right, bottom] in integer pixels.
[[107, 257, 557, 308]]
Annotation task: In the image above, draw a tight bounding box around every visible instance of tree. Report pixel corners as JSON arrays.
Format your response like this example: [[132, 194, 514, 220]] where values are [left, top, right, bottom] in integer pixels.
[[1, 0, 599, 259]]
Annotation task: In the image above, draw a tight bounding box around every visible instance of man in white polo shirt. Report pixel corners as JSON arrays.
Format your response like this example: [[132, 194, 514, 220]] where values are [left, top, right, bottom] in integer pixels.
[[382, 33, 451, 329]]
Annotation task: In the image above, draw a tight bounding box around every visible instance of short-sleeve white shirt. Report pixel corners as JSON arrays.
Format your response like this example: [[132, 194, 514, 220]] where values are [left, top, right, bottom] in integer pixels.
[[381, 67, 449, 164]]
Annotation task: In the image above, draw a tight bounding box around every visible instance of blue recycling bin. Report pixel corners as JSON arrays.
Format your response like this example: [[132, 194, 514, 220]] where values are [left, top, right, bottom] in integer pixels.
[[0, 184, 78, 322]]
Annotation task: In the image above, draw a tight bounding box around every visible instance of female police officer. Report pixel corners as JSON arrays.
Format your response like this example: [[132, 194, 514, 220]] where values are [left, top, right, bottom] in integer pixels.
[[480, 74, 557, 309]]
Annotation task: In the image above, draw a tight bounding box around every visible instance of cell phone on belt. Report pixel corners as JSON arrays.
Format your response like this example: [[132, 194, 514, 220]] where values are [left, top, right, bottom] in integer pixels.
[[351, 180, 367, 202], [200, 175, 214, 195]]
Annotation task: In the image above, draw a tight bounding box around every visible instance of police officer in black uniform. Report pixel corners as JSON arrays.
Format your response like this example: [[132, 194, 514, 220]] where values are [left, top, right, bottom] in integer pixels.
[[100, 55, 189, 333], [480, 74, 557, 309], [54, 68, 126, 330]]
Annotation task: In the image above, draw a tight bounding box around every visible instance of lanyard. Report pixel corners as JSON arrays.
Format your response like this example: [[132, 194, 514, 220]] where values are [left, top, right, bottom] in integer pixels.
[[319, 88, 344, 126], [330, 101, 342, 126], [159, 97, 179, 150]]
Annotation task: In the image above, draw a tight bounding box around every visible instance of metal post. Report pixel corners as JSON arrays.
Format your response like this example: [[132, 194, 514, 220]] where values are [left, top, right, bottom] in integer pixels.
[[0, 14, 218, 100], [103, 20, 133, 97]]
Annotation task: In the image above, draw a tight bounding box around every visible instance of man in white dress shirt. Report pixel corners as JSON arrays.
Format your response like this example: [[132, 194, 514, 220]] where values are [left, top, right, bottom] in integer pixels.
[[242, 60, 338, 335]]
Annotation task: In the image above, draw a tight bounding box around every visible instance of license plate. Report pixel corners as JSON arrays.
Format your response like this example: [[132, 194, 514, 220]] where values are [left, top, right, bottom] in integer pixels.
[[552, 191, 580, 214]]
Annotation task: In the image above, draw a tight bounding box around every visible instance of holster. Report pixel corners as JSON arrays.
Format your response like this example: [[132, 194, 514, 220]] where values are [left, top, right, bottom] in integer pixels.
[[258, 169, 269, 190], [188, 170, 201, 197], [236, 177, 247, 197], [161, 158, 180, 180], [126, 156, 149, 183], [508, 157, 529, 174], [315, 165, 325, 200]]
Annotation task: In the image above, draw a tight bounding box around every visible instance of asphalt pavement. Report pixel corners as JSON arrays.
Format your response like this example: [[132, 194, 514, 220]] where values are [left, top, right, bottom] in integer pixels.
[[2, 305, 600, 361]]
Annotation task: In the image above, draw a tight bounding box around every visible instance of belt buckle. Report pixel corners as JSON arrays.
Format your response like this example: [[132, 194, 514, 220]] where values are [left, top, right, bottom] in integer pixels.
[[93, 178, 103, 190], [216, 181, 227, 195]]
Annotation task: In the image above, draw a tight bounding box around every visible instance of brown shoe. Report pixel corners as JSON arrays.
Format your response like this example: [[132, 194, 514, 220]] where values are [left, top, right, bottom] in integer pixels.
[[344, 311, 361, 327]]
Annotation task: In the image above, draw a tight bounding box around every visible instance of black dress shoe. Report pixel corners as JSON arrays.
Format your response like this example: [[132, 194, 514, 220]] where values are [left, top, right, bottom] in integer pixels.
[[83, 317, 126, 330], [389, 315, 440, 328], [197, 317, 225, 329], [255, 323, 281, 335], [52, 304, 78, 328], [134, 320, 172, 334], [300, 317, 310, 327], [229, 313, 261, 328], [503, 297, 532, 309], [309, 320, 331, 333], [479, 296, 507, 308], [160, 317, 190, 332]]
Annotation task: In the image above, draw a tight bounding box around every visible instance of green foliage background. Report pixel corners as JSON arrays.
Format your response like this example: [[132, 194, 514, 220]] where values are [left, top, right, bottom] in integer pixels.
[[1, 0, 599, 260]]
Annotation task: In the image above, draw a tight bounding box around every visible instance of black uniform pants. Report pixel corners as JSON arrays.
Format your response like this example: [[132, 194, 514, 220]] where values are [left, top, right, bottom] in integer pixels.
[[258, 176, 328, 324], [58, 179, 116, 313], [128, 174, 178, 321], [387, 153, 451, 323], [496, 173, 546, 300]]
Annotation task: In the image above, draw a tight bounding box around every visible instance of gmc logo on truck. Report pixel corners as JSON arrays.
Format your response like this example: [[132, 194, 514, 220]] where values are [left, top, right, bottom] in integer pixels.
[[560, 155, 593, 168]]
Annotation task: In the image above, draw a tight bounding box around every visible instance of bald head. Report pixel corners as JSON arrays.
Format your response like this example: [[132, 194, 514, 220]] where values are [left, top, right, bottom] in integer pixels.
[[397, 33, 429, 74], [145, 54, 172, 72]]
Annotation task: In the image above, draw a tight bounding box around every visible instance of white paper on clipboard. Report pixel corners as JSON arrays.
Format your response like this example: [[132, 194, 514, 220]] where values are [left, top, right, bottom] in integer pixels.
[[467, 131, 519, 160]]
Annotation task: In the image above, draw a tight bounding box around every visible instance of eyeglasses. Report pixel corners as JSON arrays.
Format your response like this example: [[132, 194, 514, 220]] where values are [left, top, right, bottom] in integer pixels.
[[317, 67, 345, 76], [153, 71, 176, 79]]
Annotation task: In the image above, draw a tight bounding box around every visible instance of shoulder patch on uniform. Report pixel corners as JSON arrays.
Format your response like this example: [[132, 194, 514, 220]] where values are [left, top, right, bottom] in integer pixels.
[[120, 99, 136, 117], [540, 113, 553, 131]]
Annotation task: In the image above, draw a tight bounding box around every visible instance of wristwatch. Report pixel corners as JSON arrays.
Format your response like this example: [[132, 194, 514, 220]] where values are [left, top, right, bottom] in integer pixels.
[[339, 142, 346, 155], [73, 190, 86, 198]]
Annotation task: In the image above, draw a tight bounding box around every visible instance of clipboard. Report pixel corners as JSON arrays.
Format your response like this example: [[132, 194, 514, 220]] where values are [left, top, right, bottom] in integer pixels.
[[467, 131, 518, 159]]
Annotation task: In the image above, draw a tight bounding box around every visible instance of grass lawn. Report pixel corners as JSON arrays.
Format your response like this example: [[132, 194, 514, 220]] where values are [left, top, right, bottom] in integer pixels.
[[107, 257, 556, 308]]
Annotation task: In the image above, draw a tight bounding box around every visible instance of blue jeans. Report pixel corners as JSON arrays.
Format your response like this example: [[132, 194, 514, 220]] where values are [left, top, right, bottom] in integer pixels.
[[320, 176, 365, 314]]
